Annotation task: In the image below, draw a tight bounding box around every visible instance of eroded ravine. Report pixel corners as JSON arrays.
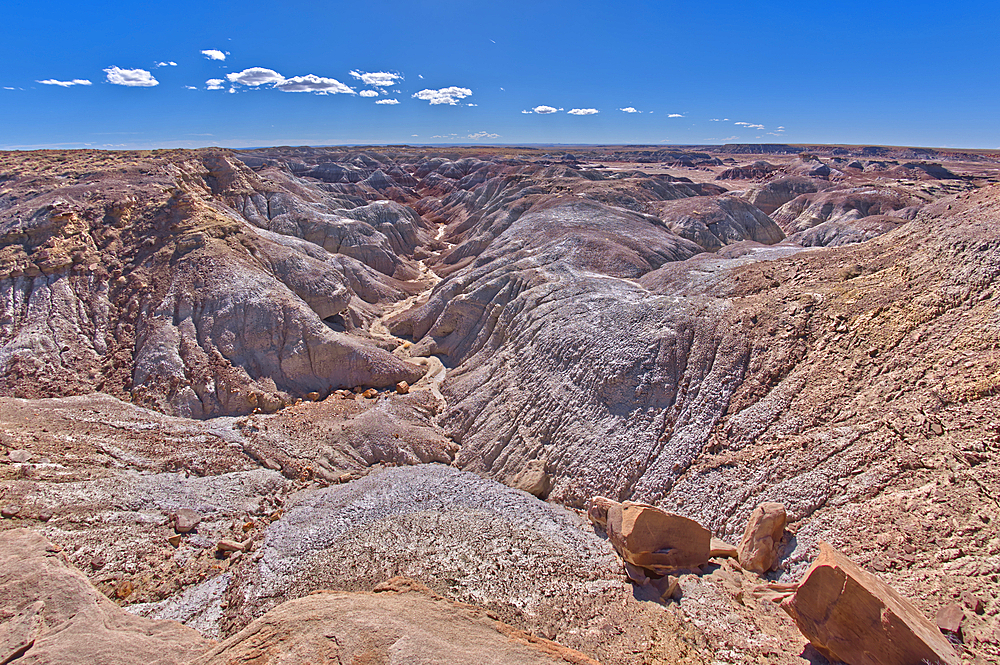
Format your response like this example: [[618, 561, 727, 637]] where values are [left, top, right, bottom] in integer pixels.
[[367, 221, 454, 406]]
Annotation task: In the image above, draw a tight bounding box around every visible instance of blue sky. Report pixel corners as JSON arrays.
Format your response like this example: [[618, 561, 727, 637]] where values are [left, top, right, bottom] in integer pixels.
[[1, 0, 997, 149]]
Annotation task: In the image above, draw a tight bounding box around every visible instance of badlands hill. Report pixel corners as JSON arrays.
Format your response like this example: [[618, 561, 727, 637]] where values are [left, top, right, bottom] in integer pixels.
[[0, 144, 998, 663]]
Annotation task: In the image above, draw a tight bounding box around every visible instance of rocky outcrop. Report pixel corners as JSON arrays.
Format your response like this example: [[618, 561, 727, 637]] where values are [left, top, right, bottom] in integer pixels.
[[716, 160, 777, 180], [648, 195, 785, 252], [0, 529, 210, 665], [195, 578, 599, 665], [0, 150, 428, 417], [742, 175, 831, 215], [786, 214, 908, 247], [772, 187, 919, 235]]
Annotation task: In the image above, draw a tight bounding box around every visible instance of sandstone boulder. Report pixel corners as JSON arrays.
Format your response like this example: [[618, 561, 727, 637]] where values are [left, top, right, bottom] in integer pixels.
[[606, 501, 711, 574], [737, 502, 787, 574], [781, 542, 958, 665]]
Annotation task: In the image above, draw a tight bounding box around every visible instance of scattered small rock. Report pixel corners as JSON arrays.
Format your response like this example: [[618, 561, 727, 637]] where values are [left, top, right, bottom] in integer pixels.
[[37, 510, 52, 522], [305, 391, 321, 402], [173, 509, 201, 534], [710, 537, 739, 559], [362, 388, 378, 399], [937, 602, 965, 640], [962, 591, 985, 614], [91, 555, 106, 570], [395, 381, 409, 395], [8, 449, 31, 463], [217, 539, 248, 554], [1, 505, 21, 519]]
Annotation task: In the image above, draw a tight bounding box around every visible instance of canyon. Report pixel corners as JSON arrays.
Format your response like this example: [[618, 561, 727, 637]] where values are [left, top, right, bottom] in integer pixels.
[[1, 143, 998, 663]]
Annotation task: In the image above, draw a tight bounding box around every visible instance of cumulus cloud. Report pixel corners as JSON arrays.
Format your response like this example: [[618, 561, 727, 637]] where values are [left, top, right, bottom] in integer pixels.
[[104, 67, 158, 87], [531, 105, 558, 114], [226, 67, 285, 86], [619, 107, 640, 113], [468, 131, 500, 139], [375, 98, 400, 105], [668, 113, 684, 118], [412, 86, 472, 105], [155, 61, 177, 67], [37, 78, 91, 87], [202, 50, 226, 61], [350, 70, 402, 87], [206, 78, 225, 90], [275, 75, 354, 94], [733, 121, 764, 129], [359, 90, 379, 97], [567, 108, 598, 115], [184, 85, 198, 90]]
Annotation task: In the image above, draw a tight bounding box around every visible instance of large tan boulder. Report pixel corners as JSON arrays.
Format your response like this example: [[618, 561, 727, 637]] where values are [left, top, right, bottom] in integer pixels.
[[781, 542, 958, 665], [605, 501, 711, 574], [737, 502, 787, 574], [195, 578, 598, 665], [0, 529, 210, 665]]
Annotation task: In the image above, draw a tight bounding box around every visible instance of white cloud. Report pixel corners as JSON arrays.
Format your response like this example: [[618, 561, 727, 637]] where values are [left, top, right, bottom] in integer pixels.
[[467, 103, 477, 106], [184, 85, 198, 90], [734, 121, 751, 125], [734, 121, 764, 129], [349, 70, 402, 87], [531, 105, 558, 114], [619, 107, 640, 113], [155, 61, 177, 67], [468, 131, 499, 139], [37, 78, 92, 87], [206, 78, 225, 90], [412, 86, 472, 105], [276, 75, 354, 94], [375, 98, 400, 105], [202, 50, 226, 61], [568, 108, 598, 115], [418, 74, 424, 79], [226, 67, 284, 86], [359, 90, 379, 97], [521, 110, 532, 114], [668, 113, 684, 118], [104, 67, 158, 87]]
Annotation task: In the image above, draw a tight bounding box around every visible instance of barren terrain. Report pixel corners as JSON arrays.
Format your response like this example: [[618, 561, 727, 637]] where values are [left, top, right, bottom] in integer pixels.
[[1, 143, 999, 663]]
